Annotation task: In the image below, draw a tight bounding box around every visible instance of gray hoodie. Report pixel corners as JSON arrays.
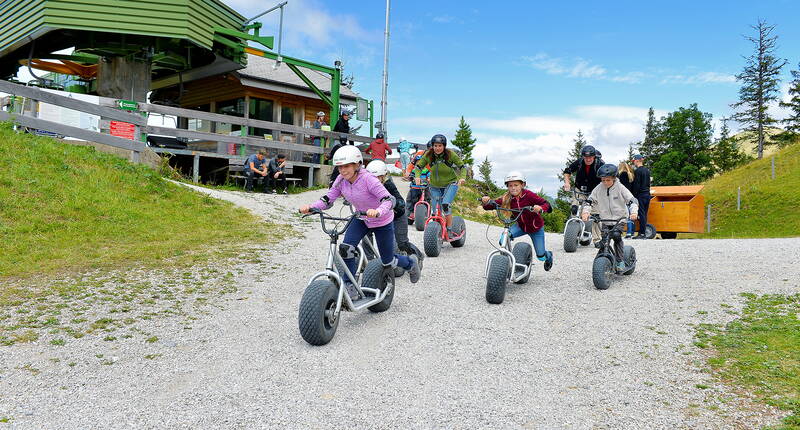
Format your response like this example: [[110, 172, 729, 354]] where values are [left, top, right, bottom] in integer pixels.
[[583, 180, 639, 225]]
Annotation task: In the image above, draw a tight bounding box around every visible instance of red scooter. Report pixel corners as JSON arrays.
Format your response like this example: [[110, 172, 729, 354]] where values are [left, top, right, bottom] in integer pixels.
[[423, 196, 466, 257]]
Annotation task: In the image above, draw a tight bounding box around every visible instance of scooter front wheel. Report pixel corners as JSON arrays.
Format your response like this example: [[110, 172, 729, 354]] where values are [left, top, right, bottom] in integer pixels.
[[414, 204, 427, 231], [592, 256, 614, 290], [486, 254, 510, 304], [563, 221, 580, 253], [298, 280, 340, 345], [424, 222, 442, 257]]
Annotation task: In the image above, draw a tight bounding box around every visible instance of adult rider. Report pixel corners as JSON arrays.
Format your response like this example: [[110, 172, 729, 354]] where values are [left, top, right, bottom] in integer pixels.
[[412, 134, 466, 237]]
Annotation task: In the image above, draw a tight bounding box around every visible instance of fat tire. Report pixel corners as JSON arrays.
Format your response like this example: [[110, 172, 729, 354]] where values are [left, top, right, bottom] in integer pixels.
[[592, 256, 614, 290], [363, 259, 394, 312], [414, 204, 427, 231], [564, 221, 580, 253], [298, 280, 340, 345], [645, 223, 657, 239], [622, 245, 636, 275], [424, 222, 442, 257], [450, 216, 467, 248], [511, 242, 533, 284], [486, 254, 510, 304]]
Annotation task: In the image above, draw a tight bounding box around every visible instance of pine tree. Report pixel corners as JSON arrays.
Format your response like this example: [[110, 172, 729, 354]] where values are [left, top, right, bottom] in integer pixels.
[[779, 62, 800, 134], [712, 118, 753, 174], [478, 156, 494, 189], [730, 20, 788, 159], [627, 142, 636, 161], [637, 107, 664, 166], [452, 116, 476, 165]]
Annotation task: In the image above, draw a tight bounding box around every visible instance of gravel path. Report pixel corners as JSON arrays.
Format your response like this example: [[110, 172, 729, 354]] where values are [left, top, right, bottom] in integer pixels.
[[1, 181, 798, 429]]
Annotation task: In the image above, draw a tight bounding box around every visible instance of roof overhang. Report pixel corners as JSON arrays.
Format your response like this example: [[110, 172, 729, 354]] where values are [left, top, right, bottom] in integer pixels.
[[238, 75, 358, 103]]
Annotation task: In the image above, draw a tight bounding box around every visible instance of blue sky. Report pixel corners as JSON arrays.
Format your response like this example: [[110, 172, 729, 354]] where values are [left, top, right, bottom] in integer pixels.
[[223, 0, 800, 194], [15, 0, 800, 194]]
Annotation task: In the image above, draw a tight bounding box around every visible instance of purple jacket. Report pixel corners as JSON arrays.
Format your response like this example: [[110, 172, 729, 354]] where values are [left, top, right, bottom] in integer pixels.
[[311, 170, 394, 228]]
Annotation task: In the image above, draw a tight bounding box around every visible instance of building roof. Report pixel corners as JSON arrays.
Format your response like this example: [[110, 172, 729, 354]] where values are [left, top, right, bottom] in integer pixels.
[[236, 54, 359, 103]]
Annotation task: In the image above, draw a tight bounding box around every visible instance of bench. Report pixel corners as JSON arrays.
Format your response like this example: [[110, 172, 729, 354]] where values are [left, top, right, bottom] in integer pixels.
[[229, 163, 302, 189]]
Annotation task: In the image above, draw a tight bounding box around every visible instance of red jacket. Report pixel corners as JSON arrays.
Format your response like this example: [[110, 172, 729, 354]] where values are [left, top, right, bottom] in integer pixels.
[[366, 139, 392, 160], [482, 189, 551, 233]]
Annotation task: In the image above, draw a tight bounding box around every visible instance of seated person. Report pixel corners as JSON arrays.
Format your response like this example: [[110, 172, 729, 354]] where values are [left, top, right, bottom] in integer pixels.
[[244, 150, 268, 192], [267, 153, 288, 194]]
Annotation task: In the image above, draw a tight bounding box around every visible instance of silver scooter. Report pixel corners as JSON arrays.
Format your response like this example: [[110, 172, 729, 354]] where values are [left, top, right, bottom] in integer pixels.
[[482, 201, 535, 304], [563, 190, 594, 252]]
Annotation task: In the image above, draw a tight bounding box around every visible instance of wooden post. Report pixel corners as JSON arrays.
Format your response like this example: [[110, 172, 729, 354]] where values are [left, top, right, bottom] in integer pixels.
[[193, 154, 200, 183], [737, 187, 741, 211], [308, 166, 315, 187], [707, 205, 711, 233]]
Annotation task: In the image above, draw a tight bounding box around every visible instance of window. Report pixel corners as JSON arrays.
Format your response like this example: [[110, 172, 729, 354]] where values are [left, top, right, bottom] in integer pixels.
[[281, 106, 295, 126], [187, 104, 211, 133], [248, 98, 274, 137], [216, 98, 245, 135]]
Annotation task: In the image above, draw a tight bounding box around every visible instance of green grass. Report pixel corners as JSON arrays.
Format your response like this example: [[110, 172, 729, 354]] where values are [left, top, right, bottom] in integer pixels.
[[0, 122, 274, 284], [695, 293, 800, 428], [453, 179, 567, 232], [697, 143, 800, 238]]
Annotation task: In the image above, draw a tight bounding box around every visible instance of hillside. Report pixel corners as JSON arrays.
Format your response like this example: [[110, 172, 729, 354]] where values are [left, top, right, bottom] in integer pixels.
[[699, 142, 800, 238], [0, 123, 274, 280]]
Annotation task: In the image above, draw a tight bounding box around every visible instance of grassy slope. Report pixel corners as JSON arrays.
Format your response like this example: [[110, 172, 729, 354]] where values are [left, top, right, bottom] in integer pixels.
[[697, 143, 800, 238], [695, 293, 800, 429], [0, 123, 272, 281]]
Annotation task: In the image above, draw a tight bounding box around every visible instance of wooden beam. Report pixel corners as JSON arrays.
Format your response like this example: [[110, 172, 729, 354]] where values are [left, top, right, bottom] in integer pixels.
[[0, 80, 146, 125], [141, 125, 325, 154], [0, 111, 146, 153]]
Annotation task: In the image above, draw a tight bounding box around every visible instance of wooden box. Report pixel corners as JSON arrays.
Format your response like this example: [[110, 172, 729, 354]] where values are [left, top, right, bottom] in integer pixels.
[[646, 186, 705, 234]]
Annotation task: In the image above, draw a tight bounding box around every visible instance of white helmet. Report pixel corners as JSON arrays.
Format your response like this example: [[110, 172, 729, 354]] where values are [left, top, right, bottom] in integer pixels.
[[332, 145, 363, 166], [504, 171, 526, 185], [366, 160, 388, 176]]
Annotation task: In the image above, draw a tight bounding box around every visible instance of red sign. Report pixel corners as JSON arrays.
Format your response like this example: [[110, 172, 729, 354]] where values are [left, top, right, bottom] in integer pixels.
[[110, 121, 136, 140]]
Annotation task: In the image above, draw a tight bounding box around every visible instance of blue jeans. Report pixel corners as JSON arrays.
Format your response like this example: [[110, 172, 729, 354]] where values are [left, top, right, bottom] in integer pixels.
[[429, 183, 458, 216], [400, 152, 411, 172], [509, 224, 549, 260], [343, 219, 412, 276]]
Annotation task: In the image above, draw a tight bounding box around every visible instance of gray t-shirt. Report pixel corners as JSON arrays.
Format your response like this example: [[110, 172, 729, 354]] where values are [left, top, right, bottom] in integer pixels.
[[244, 154, 266, 172]]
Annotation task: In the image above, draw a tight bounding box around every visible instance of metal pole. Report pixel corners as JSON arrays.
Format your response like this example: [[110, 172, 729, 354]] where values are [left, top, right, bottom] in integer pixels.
[[245, 1, 288, 24], [379, 0, 391, 139], [737, 187, 741, 211], [276, 5, 284, 63], [707, 205, 711, 233], [369, 100, 374, 138], [772, 156, 775, 179]]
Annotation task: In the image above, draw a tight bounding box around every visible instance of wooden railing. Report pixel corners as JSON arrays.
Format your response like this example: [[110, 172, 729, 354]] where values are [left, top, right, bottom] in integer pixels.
[[0, 79, 377, 181]]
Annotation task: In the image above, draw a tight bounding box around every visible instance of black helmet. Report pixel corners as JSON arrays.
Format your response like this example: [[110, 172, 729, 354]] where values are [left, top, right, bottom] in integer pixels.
[[376, 132, 384, 139], [581, 145, 597, 157], [597, 163, 618, 178], [430, 134, 447, 146]]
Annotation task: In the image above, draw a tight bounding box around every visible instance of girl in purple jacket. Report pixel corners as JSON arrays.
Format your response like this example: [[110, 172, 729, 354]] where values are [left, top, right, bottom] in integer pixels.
[[481, 171, 554, 271], [299, 146, 421, 300]]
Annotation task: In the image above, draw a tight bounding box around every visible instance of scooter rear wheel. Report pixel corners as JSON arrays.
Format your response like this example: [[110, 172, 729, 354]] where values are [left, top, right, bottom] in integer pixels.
[[512, 242, 533, 284], [622, 245, 636, 275], [363, 259, 394, 313], [564, 221, 581, 253], [298, 280, 340, 345]]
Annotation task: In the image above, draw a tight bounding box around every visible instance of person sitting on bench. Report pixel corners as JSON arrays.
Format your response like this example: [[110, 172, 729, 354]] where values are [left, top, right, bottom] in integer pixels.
[[244, 150, 268, 192], [267, 153, 289, 194]]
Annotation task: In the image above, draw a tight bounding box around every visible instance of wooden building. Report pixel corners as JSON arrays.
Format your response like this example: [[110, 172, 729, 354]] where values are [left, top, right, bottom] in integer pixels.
[[151, 53, 360, 164]]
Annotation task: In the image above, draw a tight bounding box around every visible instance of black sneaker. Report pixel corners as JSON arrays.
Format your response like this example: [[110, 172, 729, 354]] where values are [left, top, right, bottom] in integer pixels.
[[408, 255, 421, 283], [544, 251, 553, 272], [594, 241, 603, 249], [282, 188, 289, 195]]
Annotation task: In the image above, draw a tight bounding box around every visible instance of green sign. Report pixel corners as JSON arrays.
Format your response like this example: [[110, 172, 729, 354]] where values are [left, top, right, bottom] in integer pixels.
[[117, 99, 139, 111]]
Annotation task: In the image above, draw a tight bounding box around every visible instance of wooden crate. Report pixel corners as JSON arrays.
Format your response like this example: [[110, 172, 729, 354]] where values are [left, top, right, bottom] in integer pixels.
[[647, 186, 705, 233]]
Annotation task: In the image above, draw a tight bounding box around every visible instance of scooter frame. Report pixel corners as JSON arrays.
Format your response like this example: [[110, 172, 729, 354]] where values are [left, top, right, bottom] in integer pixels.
[[304, 210, 394, 318], [425, 190, 466, 243], [563, 190, 593, 244], [408, 184, 431, 224], [482, 203, 534, 283]]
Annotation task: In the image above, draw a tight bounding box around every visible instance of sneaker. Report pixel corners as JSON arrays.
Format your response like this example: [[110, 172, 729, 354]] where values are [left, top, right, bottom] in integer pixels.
[[344, 282, 359, 301], [616, 261, 626, 272], [625, 234, 632, 239], [407, 255, 421, 283], [544, 251, 553, 272], [282, 188, 289, 195], [594, 241, 602, 249]]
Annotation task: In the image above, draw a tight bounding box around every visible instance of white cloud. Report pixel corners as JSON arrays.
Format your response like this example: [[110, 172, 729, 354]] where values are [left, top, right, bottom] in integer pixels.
[[393, 105, 655, 196], [432, 15, 455, 23], [660, 71, 736, 85], [523, 53, 608, 79]]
